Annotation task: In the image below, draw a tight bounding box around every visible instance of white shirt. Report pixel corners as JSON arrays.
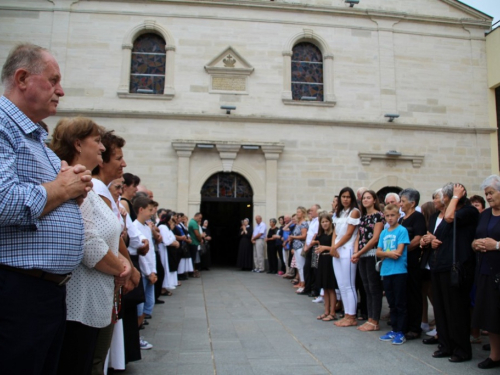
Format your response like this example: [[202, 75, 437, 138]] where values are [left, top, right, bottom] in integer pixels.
[[133, 220, 157, 276], [92, 178, 120, 217], [306, 217, 319, 246], [333, 208, 360, 253], [252, 222, 266, 239], [66, 190, 121, 328]]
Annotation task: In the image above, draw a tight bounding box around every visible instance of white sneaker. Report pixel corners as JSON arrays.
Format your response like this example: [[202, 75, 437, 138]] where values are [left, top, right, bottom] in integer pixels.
[[140, 337, 153, 350], [426, 328, 437, 337], [312, 296, 324, 303]]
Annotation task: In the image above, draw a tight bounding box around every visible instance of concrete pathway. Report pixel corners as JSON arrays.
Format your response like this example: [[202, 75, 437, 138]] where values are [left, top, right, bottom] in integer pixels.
[[124, 268, 490, 375]]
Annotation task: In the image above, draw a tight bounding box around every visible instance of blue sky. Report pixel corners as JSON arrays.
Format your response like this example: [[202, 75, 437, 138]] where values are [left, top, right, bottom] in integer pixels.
[[459, 0, 500, 23]]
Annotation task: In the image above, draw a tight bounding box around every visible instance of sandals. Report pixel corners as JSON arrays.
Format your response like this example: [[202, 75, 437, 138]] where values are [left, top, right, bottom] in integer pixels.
[[322, 314, 337, 322], [161, 290, 173, 297], [334, 316, 358, 327], [357, 322, 380, 331], [317, 313, 327, 320]]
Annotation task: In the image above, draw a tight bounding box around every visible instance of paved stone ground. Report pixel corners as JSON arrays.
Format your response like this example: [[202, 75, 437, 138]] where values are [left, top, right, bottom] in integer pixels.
[[124, 268, 491, 375]]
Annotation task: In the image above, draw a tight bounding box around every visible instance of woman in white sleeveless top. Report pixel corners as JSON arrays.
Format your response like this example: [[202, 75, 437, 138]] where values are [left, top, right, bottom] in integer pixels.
[[331, 187, 360, 327]]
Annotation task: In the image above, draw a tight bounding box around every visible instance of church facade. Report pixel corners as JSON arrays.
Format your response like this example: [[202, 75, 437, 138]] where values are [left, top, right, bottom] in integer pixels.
[[0, 0, 496, 221]]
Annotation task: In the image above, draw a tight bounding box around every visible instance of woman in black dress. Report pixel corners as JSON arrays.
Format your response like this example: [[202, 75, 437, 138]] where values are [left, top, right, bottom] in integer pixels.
[[472, 175, 500, 369], [237, 219, 253, 270], [313, 213, 337, 321]]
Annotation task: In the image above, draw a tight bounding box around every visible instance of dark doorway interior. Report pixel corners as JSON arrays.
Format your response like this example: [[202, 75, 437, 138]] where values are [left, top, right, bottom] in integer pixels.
[[200, 200, 253, 266]]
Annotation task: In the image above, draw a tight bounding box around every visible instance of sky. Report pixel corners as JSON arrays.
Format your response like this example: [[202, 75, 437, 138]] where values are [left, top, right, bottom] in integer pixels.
[[459, 0, 500, 24]]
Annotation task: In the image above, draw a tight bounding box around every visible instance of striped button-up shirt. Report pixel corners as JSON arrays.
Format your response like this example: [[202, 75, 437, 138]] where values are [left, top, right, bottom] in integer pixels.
[[0, 96, 84, 274]]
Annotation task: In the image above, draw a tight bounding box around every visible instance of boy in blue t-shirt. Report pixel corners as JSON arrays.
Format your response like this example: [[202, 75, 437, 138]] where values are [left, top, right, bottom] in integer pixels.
[[376, 204, 410, 345]]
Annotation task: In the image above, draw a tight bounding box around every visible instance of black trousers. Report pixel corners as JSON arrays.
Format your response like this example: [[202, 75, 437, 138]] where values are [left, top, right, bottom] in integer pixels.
[[358, 256, 383, 321], [432, 268, 473, 359], [57, 321, 99, 375], [267, 244, 278, 273], [0, 268, 66, 375], [154, 250, 165, 300], [406, 265, 423, 334], [383, 273, 407, 333], [356, 267, 368, 317], [189, 245, 200, 271]]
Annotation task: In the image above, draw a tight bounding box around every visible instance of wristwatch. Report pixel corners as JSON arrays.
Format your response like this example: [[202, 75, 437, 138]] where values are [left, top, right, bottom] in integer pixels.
[[496, 241, 499, 250]]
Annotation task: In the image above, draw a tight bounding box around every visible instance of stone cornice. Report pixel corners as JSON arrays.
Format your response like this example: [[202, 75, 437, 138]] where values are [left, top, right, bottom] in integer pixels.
[[55, 108, 495, 135], [0, 1, 491, 33]]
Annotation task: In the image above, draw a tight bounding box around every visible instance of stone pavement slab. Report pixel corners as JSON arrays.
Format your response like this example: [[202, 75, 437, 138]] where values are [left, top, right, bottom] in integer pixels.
[[123, 268, 491, 375]]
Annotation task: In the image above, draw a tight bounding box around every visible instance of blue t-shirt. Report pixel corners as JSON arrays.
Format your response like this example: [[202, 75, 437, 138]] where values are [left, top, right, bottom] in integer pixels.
[[377, 225, 410, 276]]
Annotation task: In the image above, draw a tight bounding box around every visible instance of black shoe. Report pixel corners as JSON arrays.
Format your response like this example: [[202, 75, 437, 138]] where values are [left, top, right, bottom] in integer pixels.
[[266, 271, 273, 274], [309, 293, 319, 298], [144, 314, 152, 319], [422, 337, 439, 345], [139, 324, 145, 330], [296, 290, 310, 295], [143, 320, 149, 325], [155, 299, 165, 304], [433, 350, 452, 358], [448, 355, 471, 363], [483, 344, 491, 351], [478, 357, 500, 369], [405, 331, 421, 340]]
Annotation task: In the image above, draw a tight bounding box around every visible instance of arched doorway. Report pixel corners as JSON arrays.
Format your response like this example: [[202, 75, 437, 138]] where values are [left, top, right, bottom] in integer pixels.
[[200, 172, 253, 266]]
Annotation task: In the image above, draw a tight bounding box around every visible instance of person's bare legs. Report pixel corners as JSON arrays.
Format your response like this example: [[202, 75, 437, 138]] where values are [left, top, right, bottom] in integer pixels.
[[489, 333, 500, 361]]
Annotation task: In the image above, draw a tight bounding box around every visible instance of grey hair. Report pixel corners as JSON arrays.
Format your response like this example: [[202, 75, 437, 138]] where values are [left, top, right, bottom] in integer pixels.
[[1, 43, 48, 91], [480, 175, 500, 192], [384, 192, 400, 203], [399, 188, 420, 206], [432, 188, 444, 204], [270, 218, 277, 224]]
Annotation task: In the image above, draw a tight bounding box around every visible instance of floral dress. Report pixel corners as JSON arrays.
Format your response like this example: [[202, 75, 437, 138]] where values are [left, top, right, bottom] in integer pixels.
[[358, 212, 385, 257]]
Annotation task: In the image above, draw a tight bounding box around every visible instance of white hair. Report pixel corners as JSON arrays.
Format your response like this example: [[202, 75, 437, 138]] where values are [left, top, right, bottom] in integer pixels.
[[384, 192, 400, 203], [480, 175, 500, 192]]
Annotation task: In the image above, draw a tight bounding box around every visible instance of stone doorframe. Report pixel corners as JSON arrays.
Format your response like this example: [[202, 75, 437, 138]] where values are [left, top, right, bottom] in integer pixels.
[[171, 140, 284, 220]]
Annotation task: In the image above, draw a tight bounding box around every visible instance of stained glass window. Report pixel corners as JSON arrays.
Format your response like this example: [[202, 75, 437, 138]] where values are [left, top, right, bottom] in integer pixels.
[[291, 42, 324, 101], [130, 33, 166, 94], [201, 173, 253, 199]]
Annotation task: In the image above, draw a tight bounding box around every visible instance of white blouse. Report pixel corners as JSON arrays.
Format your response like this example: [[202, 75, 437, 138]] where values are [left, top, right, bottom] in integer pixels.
[[333, 208, 361, 251], [66, 190, 121, 328]]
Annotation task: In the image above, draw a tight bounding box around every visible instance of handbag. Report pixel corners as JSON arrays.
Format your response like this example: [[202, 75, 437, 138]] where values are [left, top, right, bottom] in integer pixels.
[[122, 255, 145, 305], [181, 241, 190, 257], [450, 212, 461, 287], [200, 243, 207, 255]]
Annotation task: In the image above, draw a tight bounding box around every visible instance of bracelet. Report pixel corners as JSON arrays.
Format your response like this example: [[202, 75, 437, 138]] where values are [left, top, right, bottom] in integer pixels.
[[452, 195, 459, 199], [496, 242, 499, 251]]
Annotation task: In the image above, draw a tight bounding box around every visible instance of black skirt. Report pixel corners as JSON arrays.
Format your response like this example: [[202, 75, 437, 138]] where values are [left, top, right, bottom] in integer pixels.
[[317, 252, 337, 290], [472, 273, 500, 334]]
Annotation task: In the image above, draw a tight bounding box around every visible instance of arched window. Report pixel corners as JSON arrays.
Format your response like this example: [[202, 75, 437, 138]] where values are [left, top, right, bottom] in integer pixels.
[[291, 42, 323, 101], [130, 33, 166, 94]]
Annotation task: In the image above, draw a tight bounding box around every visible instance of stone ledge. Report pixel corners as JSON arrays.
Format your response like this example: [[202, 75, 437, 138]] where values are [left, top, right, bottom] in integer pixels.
[[282, 99, 336, 107], [358, 152, 424, 168], [55, 108, 495, 135], [117, 92, 175, 100]]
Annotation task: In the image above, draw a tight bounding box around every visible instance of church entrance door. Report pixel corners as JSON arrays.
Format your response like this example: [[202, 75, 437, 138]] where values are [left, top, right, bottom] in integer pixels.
[[200, 173, 253, 267]]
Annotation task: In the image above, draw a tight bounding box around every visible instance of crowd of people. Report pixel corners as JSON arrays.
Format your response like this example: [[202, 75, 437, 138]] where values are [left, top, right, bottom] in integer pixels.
[[238, 185, 500, 369], [1, 42, 500, 375], [0, 44, 210, 375]]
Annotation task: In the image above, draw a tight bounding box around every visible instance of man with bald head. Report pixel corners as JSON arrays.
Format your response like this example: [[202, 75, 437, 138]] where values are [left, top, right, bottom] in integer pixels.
[[251, 215, 266, 273], [0, 44, 92, 374]]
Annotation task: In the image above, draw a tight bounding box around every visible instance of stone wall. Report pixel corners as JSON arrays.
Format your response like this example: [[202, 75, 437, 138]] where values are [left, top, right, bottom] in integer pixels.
[[0, 0, 495, 216]]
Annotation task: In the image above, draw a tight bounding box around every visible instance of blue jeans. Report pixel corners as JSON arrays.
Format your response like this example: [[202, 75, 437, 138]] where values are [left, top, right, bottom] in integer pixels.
[[137, 275, 155, 316], [383, 273, 407, 333]]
